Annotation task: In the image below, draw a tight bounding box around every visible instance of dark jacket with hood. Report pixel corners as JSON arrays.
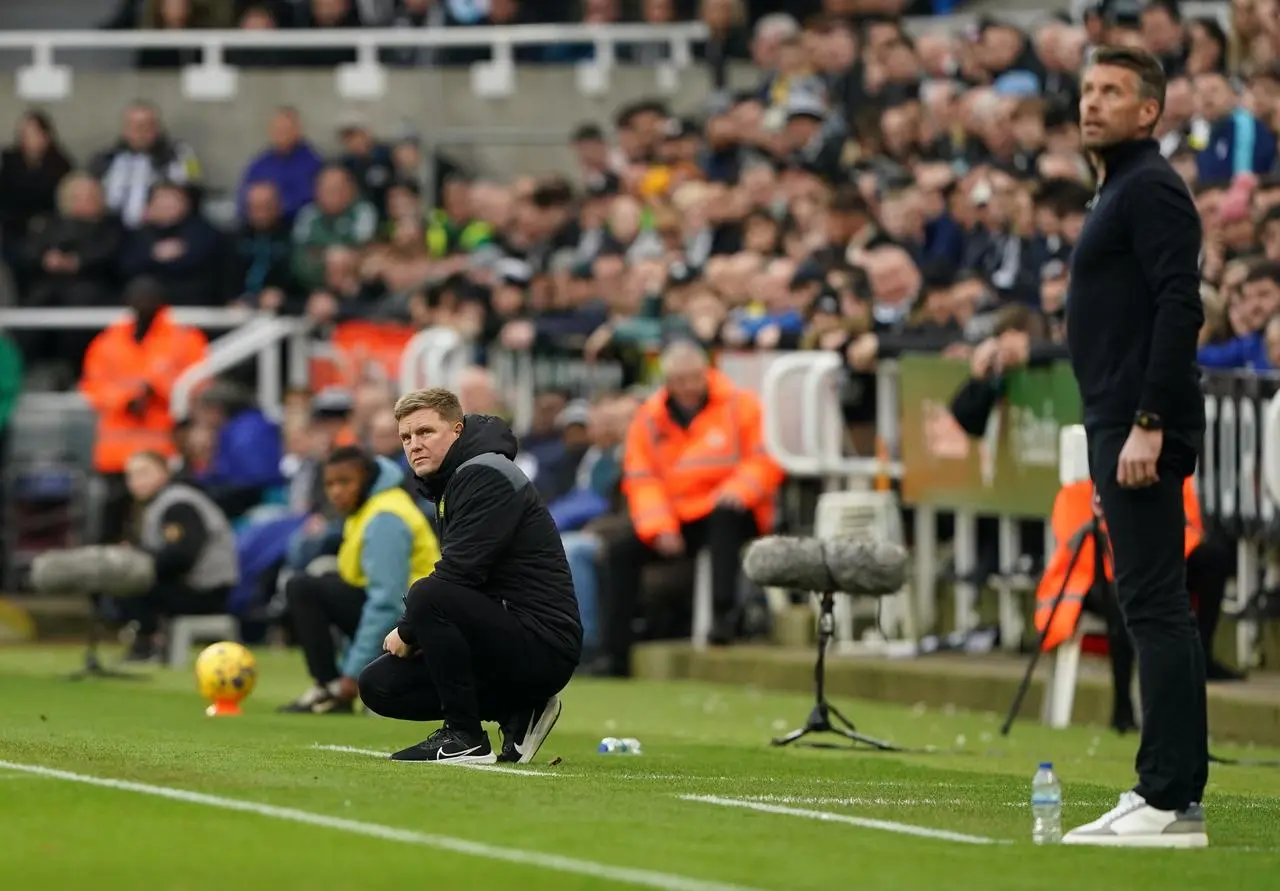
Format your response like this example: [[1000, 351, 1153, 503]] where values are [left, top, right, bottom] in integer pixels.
[[398, 414, 582, 663]]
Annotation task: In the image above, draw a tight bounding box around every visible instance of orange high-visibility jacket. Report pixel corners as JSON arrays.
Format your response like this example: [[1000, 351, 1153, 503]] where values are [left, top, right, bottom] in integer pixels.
[[79, 308, 208, 474], [1034, 477, 1204, 652], [622, 368, 784, 545]]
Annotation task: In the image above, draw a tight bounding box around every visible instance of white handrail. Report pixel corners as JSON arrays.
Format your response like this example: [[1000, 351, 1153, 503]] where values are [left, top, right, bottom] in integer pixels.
[[0, 24, 708, 51], [0, 5, 1230, 51], [398, 326, 469, 394], [169, 315, 311, 421], [760, 351, 827, 477], [800, 351, 840, 461], [809, 357, 906, 479], [0, 306, 255, 330], [1264, 392, 1280, 508]]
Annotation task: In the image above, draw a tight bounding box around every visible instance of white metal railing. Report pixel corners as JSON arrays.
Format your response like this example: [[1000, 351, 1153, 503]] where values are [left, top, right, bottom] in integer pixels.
[[398, 326, 472, 395], [757, 351, 903, 480], [169, 315, 312, 422], [0, 306, 254, 330], [7, 24, 707, 100], [2, 12, 1231, 100], [0, 24, 708, 52], [0, 5, 1231, 54]]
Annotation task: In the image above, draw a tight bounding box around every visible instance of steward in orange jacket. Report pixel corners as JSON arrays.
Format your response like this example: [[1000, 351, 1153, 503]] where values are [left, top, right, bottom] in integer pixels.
[[79, 278, 208, 476], [601, 342, 785, 676], [1034, 476, 1203, 652]]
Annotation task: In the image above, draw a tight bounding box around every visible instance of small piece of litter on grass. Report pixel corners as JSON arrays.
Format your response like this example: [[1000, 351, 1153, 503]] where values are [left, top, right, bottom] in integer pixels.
[[548, 757, 563, 767]]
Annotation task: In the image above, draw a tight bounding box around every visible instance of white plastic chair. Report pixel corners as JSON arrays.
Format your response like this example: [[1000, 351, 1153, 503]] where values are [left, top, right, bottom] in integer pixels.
[[811, 489, 916, 655], [167, 614, 239, 668]]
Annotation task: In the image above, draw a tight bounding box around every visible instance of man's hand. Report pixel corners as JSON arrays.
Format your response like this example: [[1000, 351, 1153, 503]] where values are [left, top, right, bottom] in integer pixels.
[[1117, 426, 1163, 488], [126, 386, 152, 418], [754, 323, 782, 350], [996, 330, 1031, 370], [307, 291, 338, 323], [383, 627, 413, 658], [970, 338, 1000, 379], [335, 676, 359, 702], [716, 490, 745, 510], [583, 324, 614, 362], [845, 333, 880, 371], [653, 532, 685, 558], [499, 319, 536, 351], [258, 287, 285, 312], [152, 238, 186, 262]]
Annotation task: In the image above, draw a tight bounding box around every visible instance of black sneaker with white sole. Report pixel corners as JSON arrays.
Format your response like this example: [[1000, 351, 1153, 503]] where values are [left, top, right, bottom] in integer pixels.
[[497, 695, 562, 764], [391, 725, 496, 764]]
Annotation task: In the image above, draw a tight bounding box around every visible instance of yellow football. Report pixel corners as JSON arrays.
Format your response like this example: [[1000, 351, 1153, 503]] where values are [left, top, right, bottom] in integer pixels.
[[194, 641, 258, 704]]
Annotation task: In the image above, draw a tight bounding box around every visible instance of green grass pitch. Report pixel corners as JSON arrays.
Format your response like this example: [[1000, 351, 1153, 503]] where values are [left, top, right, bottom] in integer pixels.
[[1, 645, 1278, 890]]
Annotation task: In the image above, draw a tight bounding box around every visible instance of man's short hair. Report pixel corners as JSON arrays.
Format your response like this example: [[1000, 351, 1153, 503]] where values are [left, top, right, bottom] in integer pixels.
[[1087, 44, 1168, 113], [326, 445, 375, 468], [394, 388, 464, 424], [1245, 260, 1280, 285]]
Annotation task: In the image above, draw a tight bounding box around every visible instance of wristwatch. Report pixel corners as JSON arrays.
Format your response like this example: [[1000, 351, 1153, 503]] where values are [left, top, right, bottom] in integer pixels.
[[1134, 410, 1163, 431]]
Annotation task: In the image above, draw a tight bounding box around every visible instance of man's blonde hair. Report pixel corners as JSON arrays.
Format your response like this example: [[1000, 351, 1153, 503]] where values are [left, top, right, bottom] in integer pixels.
[[393, 387, 464, 424]]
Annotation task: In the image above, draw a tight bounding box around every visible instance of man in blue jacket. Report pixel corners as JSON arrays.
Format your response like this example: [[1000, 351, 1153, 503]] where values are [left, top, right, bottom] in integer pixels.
[[237, 107, 324, 223], [279, 447, 440, 715], [191, 378, 285, 521]]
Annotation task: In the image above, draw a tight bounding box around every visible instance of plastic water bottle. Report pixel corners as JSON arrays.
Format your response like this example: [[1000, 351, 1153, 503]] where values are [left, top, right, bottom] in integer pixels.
[[597, 737, 643, 755], [1031, 762, 1062, 844]]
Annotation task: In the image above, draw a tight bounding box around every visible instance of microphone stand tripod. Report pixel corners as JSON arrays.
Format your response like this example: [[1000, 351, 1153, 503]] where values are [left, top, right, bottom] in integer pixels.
[[771, 591, 902, 751], [66, 594, 148, 682]]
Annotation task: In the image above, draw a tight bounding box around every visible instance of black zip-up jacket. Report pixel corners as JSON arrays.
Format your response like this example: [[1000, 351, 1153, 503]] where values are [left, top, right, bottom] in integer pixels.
[[398, 414, 583, 663], [1065, 138, 1204, 433]]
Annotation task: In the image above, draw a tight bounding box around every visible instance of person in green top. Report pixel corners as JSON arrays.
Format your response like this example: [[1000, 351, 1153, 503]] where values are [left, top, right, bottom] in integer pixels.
[[290, 165, 378, 293], [0, 327, 23, 577], [0, 327, 21, 446], [425, 174, 492, 258]]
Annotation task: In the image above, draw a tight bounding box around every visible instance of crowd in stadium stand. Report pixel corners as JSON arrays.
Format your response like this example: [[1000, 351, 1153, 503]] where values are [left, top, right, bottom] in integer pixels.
[[0, 0, 1274, 682]]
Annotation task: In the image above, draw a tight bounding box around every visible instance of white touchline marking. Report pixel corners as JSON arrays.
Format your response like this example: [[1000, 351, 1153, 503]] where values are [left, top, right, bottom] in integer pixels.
[[681, 795, 1009, 846], [740, 795, 965, 807], [309, 744, 568, 777], [313, 744, 390, 758], [0, 760, 765, 891]]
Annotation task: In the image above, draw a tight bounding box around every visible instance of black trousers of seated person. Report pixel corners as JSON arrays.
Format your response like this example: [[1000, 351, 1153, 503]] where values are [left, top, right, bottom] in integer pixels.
[[285, 572, 366, 685], [120, 582, 230, 637], [359, 579, 576, 737], [601, 505, 758, 677]]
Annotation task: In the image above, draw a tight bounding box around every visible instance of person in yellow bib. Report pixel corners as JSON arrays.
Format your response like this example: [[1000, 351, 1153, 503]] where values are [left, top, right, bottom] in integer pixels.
[[279, 446, 440, 714]]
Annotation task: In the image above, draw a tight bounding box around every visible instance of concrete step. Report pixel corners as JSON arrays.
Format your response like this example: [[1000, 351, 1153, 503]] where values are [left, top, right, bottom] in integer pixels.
[[631, 642, 1280, 746]]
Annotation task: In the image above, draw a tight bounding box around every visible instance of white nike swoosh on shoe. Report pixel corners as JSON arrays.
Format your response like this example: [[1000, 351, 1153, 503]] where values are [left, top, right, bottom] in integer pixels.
[[513, 715, 538, 759], [516, 697, 562, 764], [436, 745, 481, 760]]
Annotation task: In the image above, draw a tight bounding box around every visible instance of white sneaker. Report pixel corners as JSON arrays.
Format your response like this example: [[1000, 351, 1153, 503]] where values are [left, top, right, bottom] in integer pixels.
[[1062, 792, 1208, 848]]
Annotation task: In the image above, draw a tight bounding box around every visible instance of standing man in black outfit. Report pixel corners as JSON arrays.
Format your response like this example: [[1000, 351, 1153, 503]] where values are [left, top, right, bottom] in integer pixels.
[[1061, 46, 1209, 848], [358, 388, 582, 765]]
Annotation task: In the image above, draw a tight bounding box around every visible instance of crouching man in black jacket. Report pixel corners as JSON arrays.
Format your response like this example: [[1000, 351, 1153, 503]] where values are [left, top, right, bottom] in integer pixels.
[[358, 387, 582, 764]]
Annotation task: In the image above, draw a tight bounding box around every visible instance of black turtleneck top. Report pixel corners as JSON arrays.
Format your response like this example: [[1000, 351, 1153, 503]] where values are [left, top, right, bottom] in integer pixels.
[[1066, 137, 1205, 433]]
